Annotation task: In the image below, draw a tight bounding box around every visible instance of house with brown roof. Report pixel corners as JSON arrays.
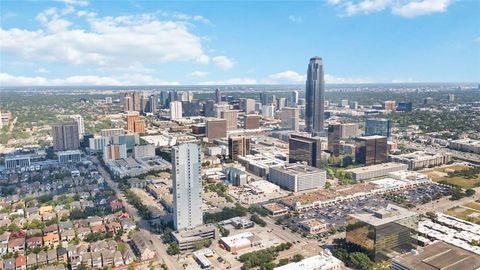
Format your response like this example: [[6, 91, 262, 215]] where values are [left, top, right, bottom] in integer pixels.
[[90, 224, 106, 234], [60, 229, 75, 243], [105, 222, 121, 234], [43, 233, 60, 248], [43, 224, 59, 234], [7, 238, 25, 254], [47, 249, 57, 264], [25, 253, 36, 269], [75, 227, 90, 240], [25, 236, 42, 248]]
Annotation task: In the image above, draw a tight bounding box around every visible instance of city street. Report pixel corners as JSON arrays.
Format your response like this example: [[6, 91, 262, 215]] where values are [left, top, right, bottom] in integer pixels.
[[91, 156, 183, 270]]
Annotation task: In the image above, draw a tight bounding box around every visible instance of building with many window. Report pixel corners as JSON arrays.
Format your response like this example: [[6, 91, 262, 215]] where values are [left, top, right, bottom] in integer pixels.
[[268, 163, 326, 192], [52, 123, 80, 151], [289, 133, 325, 168], [355, 135, 388, 166]]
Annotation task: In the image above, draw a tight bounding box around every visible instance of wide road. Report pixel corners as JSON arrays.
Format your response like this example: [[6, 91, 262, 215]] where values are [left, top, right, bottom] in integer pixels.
[[91, 156, 182, 270]]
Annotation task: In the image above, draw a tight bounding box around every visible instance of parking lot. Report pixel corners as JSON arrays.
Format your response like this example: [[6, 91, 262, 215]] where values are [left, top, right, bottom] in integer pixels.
[[292, 183, 452, 232]]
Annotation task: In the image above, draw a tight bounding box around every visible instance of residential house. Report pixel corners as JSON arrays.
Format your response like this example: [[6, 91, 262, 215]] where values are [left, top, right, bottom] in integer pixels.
[[113, 251, 124, 267], [91, 252, 102, 268], [26, 236, 42, 248], [15, 255, 26, 270], [120, 219, 136, 232], [101, 250, 114, 267], [121, 245, 136, 265], [43, 224, 59, 234], [3, 258, 14, 270], [73, 219, 89, 229], [25, 253, 36, 269], [75, 227, 90, 240], [59, 221, 73, 233], [36, 251, 47, 266], [105, 222, 121, 234], [90, 224, 106, 234], [43, 233, 60, 248], [7, 238, 25, 254], [130, 232, 155, 261], [47, 249, 57, 264], [88, 216, 103, 227], [60, 229, 75, 243]]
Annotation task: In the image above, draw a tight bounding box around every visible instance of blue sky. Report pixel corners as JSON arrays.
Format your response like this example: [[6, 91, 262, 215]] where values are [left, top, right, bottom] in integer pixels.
[[1, 0, 479, 86]]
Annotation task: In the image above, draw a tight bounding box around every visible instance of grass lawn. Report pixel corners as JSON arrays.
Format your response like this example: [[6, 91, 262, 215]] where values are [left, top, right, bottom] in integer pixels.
[[423, 165, 480, 189], [446, 206, 480, 225], [464, 202, 480, 211]]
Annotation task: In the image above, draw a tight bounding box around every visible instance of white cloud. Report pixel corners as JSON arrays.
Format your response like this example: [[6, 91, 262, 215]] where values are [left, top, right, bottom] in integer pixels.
[[288, 15, 303, 23], [35, 68, 49, 73], [392, 0, 451, 18], [212, 56, 235, 70], [328, 0, 453, 17], [190, 71, 209, 77], [0, 73, 179, 86], [266, 70, 306, 83], [56, 0, 89, 6], [345, 0, 391, 16], [1, 9, 214, 69], [198, 78, 257, 85]]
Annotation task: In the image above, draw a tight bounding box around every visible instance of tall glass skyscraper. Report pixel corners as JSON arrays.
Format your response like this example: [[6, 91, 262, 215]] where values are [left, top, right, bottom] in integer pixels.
[[172, 143, 203, 230], [305, 56, 325, 135]]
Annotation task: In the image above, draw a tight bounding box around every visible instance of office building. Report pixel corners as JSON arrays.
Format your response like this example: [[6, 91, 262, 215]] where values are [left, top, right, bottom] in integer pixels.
[[126, 113, 140, 133], [355, 135, 388, 166], [160, 90, 169, 108], [327, 124, 342, 157], [349, 101, 358, 110], [340, 123, 359, 138], [172, 143, 203, 230], [276, 97, 286, 110], [244, 115, 260, 129], [206, 119, 227, 140], [339, 99, 349, 107], [203, 100, 216, 117], [228, 136, 250, 160], [103, 144, 127, 161], [448, 94, 455, 102], [122, 94, 134, 112], [215, 88, 222, 103], [112, 134, 139, 151], [305, 56, 325, 135], [132, 144, 156, 158], [133, 120, 145, 134], [240, 98, 256, 114], [100, 128, 125, 137], [365, 118, 392, 140], [260, 92, 269, 105], [290, 90, 299, 106], [182, 101, 201, 117], [58, 150, 82, 163], [180, 91, 193, 102], [220, 110, 238, 130], [170, 101, 183, 120], [346, 204, 418, 261], [383, 100, 396, 110], [289, 133, 324, 168], [396, 102, 413, 112], [262, 104, 275, 118], [391, 241, 480, 270], [423, 97, 433, 105], [172, 225, 216, 251], [69, 115, 84, 139], [5, 155, 31, 170], [268, 163, 326, 192], [89, 136, 109, 152], [281, 107, 299, 131], [225, 167, 248, 186], [52, 123, 80, 151], [389, 151, 452, 170], [214, 103, 230, 118]]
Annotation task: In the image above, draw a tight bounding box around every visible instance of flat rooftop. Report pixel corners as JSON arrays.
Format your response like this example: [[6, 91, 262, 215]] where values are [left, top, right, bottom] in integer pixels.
[[271, 163, 324, 175], [393, 241, 480, 270], [349, 204, 417, 226], [345, 163, 407, 174]]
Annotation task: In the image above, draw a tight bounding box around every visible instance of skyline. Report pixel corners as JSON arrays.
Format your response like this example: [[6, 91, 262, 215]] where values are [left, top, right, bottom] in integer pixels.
[[1, 0, 480, 86]]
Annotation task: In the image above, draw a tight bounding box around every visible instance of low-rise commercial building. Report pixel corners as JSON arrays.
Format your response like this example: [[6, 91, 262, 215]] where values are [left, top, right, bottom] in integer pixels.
[[274, 251, 342, 270], [299, 219, 328, 234], [391, 241, 480, 270], [449, 139, 480, 154], [389, 151, 452, 170], [172, 225, 216, 251], [219, 232, 261, 253], [345, 163, 408, 181], [57, 150, 82, 163], [268, 163, 326, 192]]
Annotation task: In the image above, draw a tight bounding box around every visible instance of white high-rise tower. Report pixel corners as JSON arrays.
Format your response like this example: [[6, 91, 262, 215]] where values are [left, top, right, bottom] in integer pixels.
[[172, 143, 203, 230]]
